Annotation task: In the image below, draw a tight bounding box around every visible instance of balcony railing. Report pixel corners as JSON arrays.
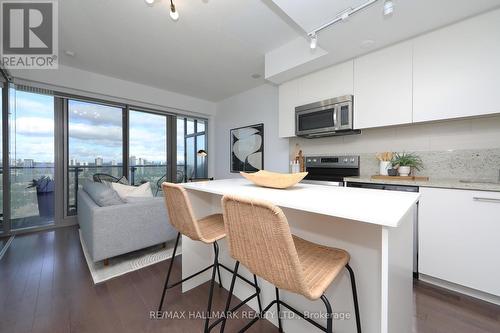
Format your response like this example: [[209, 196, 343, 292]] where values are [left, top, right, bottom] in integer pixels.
[[67, 164, 186, 215], [1, 164, 188, 220], [7, 165, 55, 229]]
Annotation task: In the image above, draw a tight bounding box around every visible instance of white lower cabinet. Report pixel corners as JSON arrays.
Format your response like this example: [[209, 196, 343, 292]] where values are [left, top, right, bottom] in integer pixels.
[[418, 187, 500, 296]]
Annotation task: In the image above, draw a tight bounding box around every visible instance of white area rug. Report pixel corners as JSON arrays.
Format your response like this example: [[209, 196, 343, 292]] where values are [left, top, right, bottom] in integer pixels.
[[79, 230, 181, 284]]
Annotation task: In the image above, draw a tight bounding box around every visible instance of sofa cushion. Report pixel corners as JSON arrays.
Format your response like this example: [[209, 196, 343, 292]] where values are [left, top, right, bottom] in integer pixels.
[[110, 182, 153, 200], [83, 181, 124, 207], [124, 196, 156, 204]]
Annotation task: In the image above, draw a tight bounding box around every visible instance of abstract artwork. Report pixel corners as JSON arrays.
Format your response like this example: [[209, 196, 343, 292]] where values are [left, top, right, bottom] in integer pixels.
[[230, 123, 264, 173]]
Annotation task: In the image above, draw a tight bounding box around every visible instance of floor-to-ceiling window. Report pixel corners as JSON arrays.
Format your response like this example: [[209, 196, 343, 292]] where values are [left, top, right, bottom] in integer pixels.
[[66, 100, 124, 215], [0, 84, 208, 232], [177, 116, 208, 181], [128, 110, 168, 196], [9, 90, 55, 230]]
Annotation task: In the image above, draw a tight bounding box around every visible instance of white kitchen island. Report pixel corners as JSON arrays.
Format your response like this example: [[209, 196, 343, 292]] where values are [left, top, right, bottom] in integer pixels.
[[180, 179, 419, 333]]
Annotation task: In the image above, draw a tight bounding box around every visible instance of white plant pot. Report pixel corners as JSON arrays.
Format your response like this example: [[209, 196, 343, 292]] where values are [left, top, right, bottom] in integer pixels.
[[398, 166, 411, 177], [379, 161, 392, 176]]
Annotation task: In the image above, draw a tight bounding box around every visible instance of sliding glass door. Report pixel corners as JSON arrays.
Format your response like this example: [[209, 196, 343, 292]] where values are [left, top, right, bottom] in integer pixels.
[[66, 100, 124, 215], [9, 90, 55, 230], [128, 110, 168, 196]]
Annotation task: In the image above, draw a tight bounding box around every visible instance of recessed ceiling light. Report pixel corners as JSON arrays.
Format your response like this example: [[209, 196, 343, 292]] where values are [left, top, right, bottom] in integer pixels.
[[144, 0, 154, 5], [383, 0, 394, 16], [251, 74, 261, 79], [65, 50, 76, 57]]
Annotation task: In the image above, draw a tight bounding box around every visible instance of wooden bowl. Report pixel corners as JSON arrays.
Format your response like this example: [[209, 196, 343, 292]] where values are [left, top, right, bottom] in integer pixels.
[[240, 170, 308, 189]]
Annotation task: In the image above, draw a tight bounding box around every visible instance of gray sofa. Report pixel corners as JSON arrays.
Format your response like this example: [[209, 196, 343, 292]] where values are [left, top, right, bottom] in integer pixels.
[[77, 190, 177, 263]]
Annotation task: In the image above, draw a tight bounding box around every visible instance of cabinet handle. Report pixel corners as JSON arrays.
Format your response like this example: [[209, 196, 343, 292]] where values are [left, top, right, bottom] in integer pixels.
[[473, 196, 500, 203]]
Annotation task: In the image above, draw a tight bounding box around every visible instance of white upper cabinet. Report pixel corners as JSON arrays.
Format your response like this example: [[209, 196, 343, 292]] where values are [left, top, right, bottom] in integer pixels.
[[278, 80, 299, 138], [297, 60, 354, 106], [278, 61, 353, 138], [413, 9, 500, 122], [354, 41, 413, 129]]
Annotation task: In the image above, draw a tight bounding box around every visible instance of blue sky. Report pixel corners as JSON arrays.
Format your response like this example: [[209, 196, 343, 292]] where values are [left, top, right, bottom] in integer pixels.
[[10, 90, 190, 164]]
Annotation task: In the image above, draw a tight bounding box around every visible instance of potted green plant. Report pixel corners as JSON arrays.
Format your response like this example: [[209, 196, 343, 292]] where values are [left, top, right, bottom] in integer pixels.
[[391, 152, 424, 177], [27, 176, 55, 217]]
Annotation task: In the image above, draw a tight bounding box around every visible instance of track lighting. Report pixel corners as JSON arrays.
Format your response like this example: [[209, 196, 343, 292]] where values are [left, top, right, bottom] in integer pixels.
[[309, 34, 317, 49], [383, 0, 394, 16], [170, 0, 179, 21], [307, 0, 379, 50]]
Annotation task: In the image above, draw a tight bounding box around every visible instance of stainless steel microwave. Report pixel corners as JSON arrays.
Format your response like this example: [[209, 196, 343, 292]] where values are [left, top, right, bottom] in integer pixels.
[[295, 95, 358, 138]]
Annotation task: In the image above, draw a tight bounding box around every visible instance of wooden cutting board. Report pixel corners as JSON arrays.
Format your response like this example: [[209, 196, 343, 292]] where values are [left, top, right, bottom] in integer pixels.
[[371, 175, 429, 181]]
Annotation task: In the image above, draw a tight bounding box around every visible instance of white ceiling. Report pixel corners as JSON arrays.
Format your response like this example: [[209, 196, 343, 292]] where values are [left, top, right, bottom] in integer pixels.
[[59, 0, 298, 101], [59, 0, 500, 101], [267, 0, 500, 82]]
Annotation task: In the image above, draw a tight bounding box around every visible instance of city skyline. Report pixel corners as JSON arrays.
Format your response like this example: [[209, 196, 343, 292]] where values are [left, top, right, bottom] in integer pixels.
[[10, 91, 201, 165]]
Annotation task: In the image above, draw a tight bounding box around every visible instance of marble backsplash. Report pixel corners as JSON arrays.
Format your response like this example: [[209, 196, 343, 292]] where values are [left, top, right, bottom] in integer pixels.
[[302, 148, 500, 181], [359, 148, 500, 180]]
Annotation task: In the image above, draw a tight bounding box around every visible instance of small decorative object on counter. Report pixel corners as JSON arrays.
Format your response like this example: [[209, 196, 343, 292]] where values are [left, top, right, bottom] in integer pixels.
[[290, 160, 301, 173], [391, 152, 424, 177], [387, 168, 398, 176], [297, 150, 305, 172], [376, 152, 393, 176]]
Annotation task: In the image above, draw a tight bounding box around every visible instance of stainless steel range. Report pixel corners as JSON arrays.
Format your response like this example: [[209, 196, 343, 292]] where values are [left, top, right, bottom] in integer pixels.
[[302, 155, 360, 186]]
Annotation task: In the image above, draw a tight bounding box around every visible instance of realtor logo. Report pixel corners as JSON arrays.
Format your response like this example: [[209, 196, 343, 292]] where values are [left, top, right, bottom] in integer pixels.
[[1, 0, 58, 69]]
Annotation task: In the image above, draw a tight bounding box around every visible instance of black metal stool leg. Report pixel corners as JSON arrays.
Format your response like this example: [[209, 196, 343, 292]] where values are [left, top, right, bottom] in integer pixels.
[[158, 232, 180, 312], [204, 241, 220, 333], [220, 261, 240, 333], [320, 294, 333, 333], [346, 263, 362, 333], [253, 275, 263, 313], [214, 243, 223, 288], [275, 288, 283, 332]]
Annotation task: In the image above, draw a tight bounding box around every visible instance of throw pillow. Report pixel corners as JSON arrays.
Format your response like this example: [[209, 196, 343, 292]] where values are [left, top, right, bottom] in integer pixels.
[[82, 181, 124, 207], [110, 182, 153, 200]]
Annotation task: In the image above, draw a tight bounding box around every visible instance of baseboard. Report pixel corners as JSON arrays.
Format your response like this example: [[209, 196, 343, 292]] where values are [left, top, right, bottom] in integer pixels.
[[418, 273, 500, 306]]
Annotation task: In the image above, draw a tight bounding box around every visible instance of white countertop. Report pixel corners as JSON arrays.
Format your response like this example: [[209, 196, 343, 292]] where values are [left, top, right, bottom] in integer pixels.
[[344, 176, 500, 192], [182, 178, 420, 228]]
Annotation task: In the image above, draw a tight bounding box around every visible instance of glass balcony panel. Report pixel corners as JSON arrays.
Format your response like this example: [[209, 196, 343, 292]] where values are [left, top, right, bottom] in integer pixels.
[[67, 100, 123, 216], [9, 90, 55, 230]]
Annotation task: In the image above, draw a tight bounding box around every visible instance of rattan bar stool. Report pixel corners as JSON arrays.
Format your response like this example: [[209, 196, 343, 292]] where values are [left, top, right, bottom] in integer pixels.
[[219, 194, 362, 333], [158, 183, 263, 333]]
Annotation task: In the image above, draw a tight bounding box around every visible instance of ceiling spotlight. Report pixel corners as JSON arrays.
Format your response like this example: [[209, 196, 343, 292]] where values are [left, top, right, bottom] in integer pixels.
[[170, 0, 179, 21], [340, 8, 352, 21], [383, 0, 394, 16], [309, 34, 317, 49], [144, 0, 154, 5]]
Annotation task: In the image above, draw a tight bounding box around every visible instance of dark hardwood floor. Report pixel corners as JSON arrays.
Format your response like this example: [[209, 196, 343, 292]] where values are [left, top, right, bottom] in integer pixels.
[[0, 226, 499, 333]]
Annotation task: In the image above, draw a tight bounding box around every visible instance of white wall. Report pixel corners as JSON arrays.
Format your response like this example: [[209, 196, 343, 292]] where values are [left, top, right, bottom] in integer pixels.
[[214, 84, 289, 179]]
